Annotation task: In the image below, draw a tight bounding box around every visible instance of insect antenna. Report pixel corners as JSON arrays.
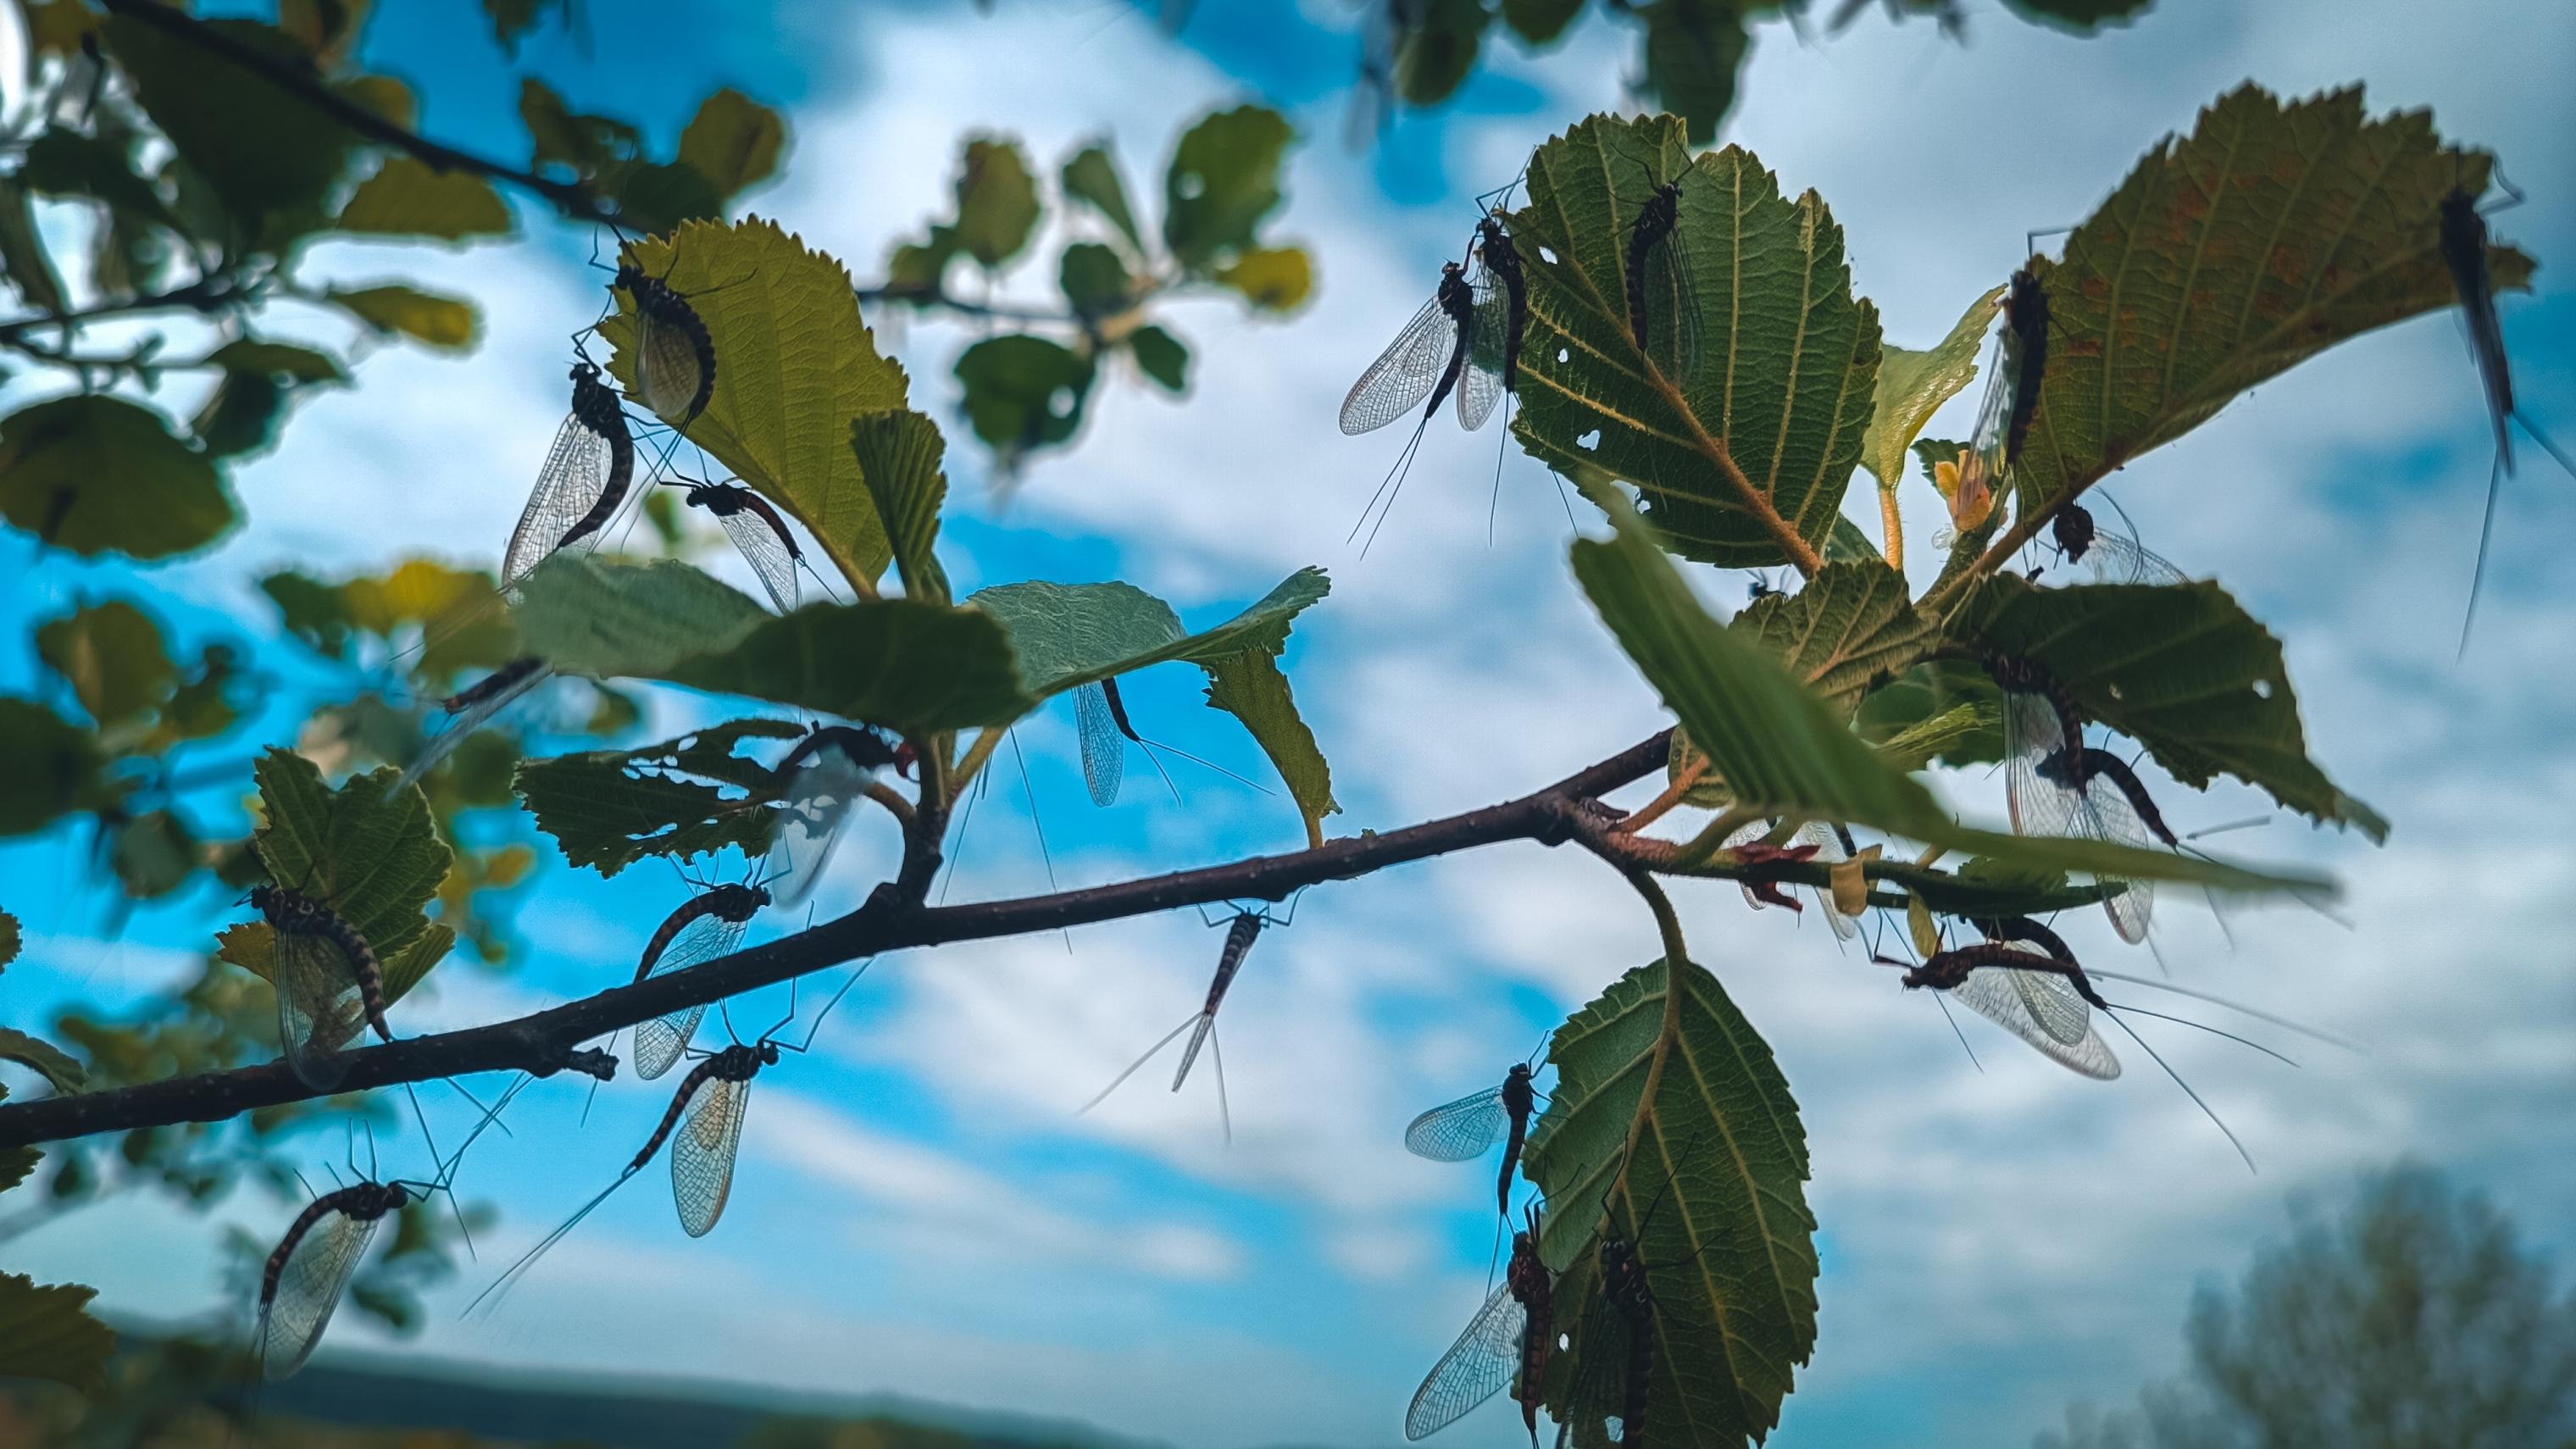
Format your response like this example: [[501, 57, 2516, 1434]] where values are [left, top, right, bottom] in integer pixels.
[[1008, 728, 1073, 952], [1931, 992, 1985, 1073], [2101, 1010, 2254, 1174], [778, 958, 874, 1055]]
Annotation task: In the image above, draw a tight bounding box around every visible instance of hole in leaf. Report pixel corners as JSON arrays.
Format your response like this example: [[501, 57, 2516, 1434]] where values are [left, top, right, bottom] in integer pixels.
[[1538, 246, 1558, 264], [1047, 387, 1075, 417], [2107, 683, 2125, 701], [1557, 347, 1571, 364], [2251, 678, 2273, 699], [1576, 429, 1600, 452], [1175, 172, 1205, 200]]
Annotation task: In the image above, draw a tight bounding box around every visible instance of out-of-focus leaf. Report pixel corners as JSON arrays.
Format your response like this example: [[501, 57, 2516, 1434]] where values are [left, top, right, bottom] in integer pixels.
[[483, 0, 568, 53], [111, 808, 197, 900], [511, 554, 773, 678], [1860, 285, 2001, 494], [954, 334, 1093, 462], [1129, 324, 1190, 393], [518, 77, 637, 177], [1163, 104, 1294, 272], [678, 87, 786, 199], [1960, 575, 2388, 839], [103, 15, 358, 226], [18, 0, 97, 57], [1059, 241, 1134, 319], [1214, 246, 1312, 313], [0, 178, 66, 314], [969, 569, 1329, 697], [1061, 143, 1142, 253], [0, 1272, 114, 1394], [1639, 0, 1750, 145], [336, 157, 514, 241], [0, 701, 103, 836], [2000, 85, 2530, 518], [515, 719, 803, 876], [602, 218, 909, 586], [1395, 0, 1490, 105], [205, 338, 348, 384], [279, 0, 372, 65], [214, 752, 451, 1004], [665, 600, 1034, 735], [1732, 562, 1935, 719], [1510, 115, 1879, 567], [191, 370, 287, 458], [1502, 0, 1585, 46], [0, 1028, 85, 1094], [262, 572, 353, 658], [1520, 957, 1816, 1443], [2002, 0, 2153, 31], [155, 645, 246, 745], [849, 410, 952, 604], [36, 601, 176, 727], [341, 558, 518, 681], [953, 136, 1041, 269], [0, 395, 234, 560], [0, 911, 18, 968], [330, 284, 480, 350], [19, 128, 181, 233]]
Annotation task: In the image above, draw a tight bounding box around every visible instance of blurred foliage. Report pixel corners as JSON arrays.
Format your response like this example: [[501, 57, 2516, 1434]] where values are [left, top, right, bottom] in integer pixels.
[[2038, 1164, 2576, 1449]]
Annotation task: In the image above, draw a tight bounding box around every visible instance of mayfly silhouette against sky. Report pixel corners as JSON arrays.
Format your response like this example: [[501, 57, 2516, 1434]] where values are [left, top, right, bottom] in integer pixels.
[[394, 655, 553, 792], [764, 722, 905, 907], [2436, 169, 2576, 652], [616, 248, 719, 429], [1950, 265, 2051, 534], [471, 968, 867, 1312], [1080, 902, 1292, 1144], [1404, 1202, 1552, 1444], [1405, 1052, 1544, 1217], [630, 874, 772, 1080], [247, 859, 395, 1093], [2046, 494, 2185, 586], [1340, 254, 1503, 553], [672, 476, 813, 614], [256, 1081, 522, 1380], [1072, 676, 1270, 808], [502, 362, 636, 587], [1978, 650, 2161, 943]]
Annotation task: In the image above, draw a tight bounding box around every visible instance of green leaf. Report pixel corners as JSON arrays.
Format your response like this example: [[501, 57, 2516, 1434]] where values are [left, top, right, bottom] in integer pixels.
[[678, 87, 786, 199], [1502, 0, 1585, 46], [0, 1028, 84, 1095], [1572, 487, 2334, 897], [511, 554, 774, 679], [0, 698, 108, 836], [1822, 514, 1881, 564], [969, 568, 1331, 697], [1638, 0, 1751, 145], [336, 157, 514, 241], [1961, 575, 2388, 840], [1395, 0, 1490, 105], [103, 15, 357, 226], [514, 719, 804, 876], [2003, 84, 2531, 517], [19, 128, 182, 233], [1521, 958, 1817, 1442], [192, 371, 287, 459], [0, 911, 18, 968], [1859, 284, 2001, 494], [1129, 324, 1190, 394], [36, 600, 176, 728], [214, 751, 451, 1004], [953, 136, 1041, 269], [1061, 143, 1142, 252], [1202, 636, 1339, 847], [954, 334, 1093, 462], [602, 217, 908, 586], [2003, 0, 2154, 31], [1869, 699, 1991, 774], [330, 284, 480, 351], [0, 178, 68, 315], [0, 1144, 36, 1195], [0, 1271, 114, 1394], [110, 808, 197, 899], [849, 410, 952, 604], [1214, 246, 1313, 314], [1059, 241, 1133, 319], [483, 0, 567, 53], [1511, 115, 1881, 567], [1732, 562, 1935, 719], [205, 338, 348, 384], [1163, 105, 1294, 272], [0, 395, 234, 560], [517, 77, 637, 176], [663, 601, 1033, 735]]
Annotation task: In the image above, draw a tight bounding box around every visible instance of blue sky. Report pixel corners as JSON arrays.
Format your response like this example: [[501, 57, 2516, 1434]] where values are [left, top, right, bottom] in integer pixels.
[[5, 1, 2575, 1446]]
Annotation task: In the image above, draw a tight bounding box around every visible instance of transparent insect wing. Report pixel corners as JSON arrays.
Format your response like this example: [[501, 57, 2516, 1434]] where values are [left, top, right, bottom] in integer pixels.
[[1953, 968, 2121, 1080], [2079, 775, 2157, 943], [765, 752, 866, 908], [635, 310, 708, 426], [1792, 820, 1861, 941], [1639, 225, 1703, 380], [397, 664, 554, 792], [1725, 818, 1777, 912], [1950, 335, 2014, 528], [630, 914, 746, 1080], [1403, 1085, 1510, 1162], [1341, 293, 1457, 436], [2078, 528, 2186, 586], [273, 928, 366, 1092], [714, 508, 798, 614], [1454, 272, 1508, 432], [1074, 681, 1125, 808], [503, 410, 611, 586], [1404, 1278, 1527, 1440], [2001, 691, 2082, 839], [672, 1072, 751, 1237], [260, 1209, 381, 1380]]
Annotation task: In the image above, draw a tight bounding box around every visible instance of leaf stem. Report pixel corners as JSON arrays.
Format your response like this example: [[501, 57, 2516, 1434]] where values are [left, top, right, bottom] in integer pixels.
[[1616, 754, 1707, 836], [1876, 480, 1904, 569]]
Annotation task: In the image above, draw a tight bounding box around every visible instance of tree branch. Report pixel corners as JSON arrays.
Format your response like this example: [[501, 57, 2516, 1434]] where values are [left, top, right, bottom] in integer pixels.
[[0, 731, 1676, 1151]]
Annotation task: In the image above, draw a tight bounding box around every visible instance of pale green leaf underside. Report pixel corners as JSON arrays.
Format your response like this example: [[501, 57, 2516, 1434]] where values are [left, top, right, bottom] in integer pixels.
[[1860, 284, 2001, 491], [968, 569, 1331, 698], [1732, 561, 1935, 720]]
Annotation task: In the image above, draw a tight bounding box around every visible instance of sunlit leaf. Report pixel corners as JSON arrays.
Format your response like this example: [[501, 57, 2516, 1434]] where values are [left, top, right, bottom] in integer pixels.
[[1215, 246, 1312, 313], [602, 217, 908, 586], [0, 395, 234, 559], [0, 1271, 114, 1394], [1202, 635, 1338, 846], [214, 751, 451, 1004], [336, 157, 514, 241], [952, 136, 1041, 269], [330, 284, 480, 350], [1163, 104, 1293, 272], [969, 568, 1330, 696], [1859, 285, 2000, 497], [1511, 115, 1881, 568], [664, 600, 1032, 735], [678, 87, 786, 199], [36, 600, 177, 728], [1521, 957, 1817, 1444], [512, 554, 774, 678], [1959, 575, 2388, 839], [515, 718, 803, 876], [850, 410, 952, 604]]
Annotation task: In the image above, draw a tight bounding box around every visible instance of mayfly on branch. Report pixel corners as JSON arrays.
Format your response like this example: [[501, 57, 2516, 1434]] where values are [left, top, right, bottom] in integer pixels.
[[1947, 261, 2052, 536], [1079, 900, 1296, 1145], [1072, 675, 1271, 808], [244, 856, 397, 1094], [629, 867, 774, 1081], [2043, 493, 2185, 586], [764, 722, 908, 908]]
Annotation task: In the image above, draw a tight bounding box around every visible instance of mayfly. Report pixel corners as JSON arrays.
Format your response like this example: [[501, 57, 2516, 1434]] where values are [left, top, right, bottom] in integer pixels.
[[2435, 171, 2576, 650], [764, 723, 905, 908], [1404, 1055, 1543, 1217], [1557, 1152, 1712, 1447], [2047, 494, 2185, 586], [630, 876, 772, 1080], [394, 655, 553, 791], [256, 1083, 521, 1380], [247, 863, 396, 1093], [1404, 1203, 1552, 1444], [674, 476, 808, 614], [1624, 174, 1702, 377], [1950, 267, 2051, 534], [616, 251, 718, 428], [1722, 818, 1862, 940], [1073, 676, 1270, 808], [502, 362, 635, 586], [1080, 902, 1290, 1144], [471, 969, 866, 1310], [1979, 650, 2156, 943], [1340, 257, 1502, 552]]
